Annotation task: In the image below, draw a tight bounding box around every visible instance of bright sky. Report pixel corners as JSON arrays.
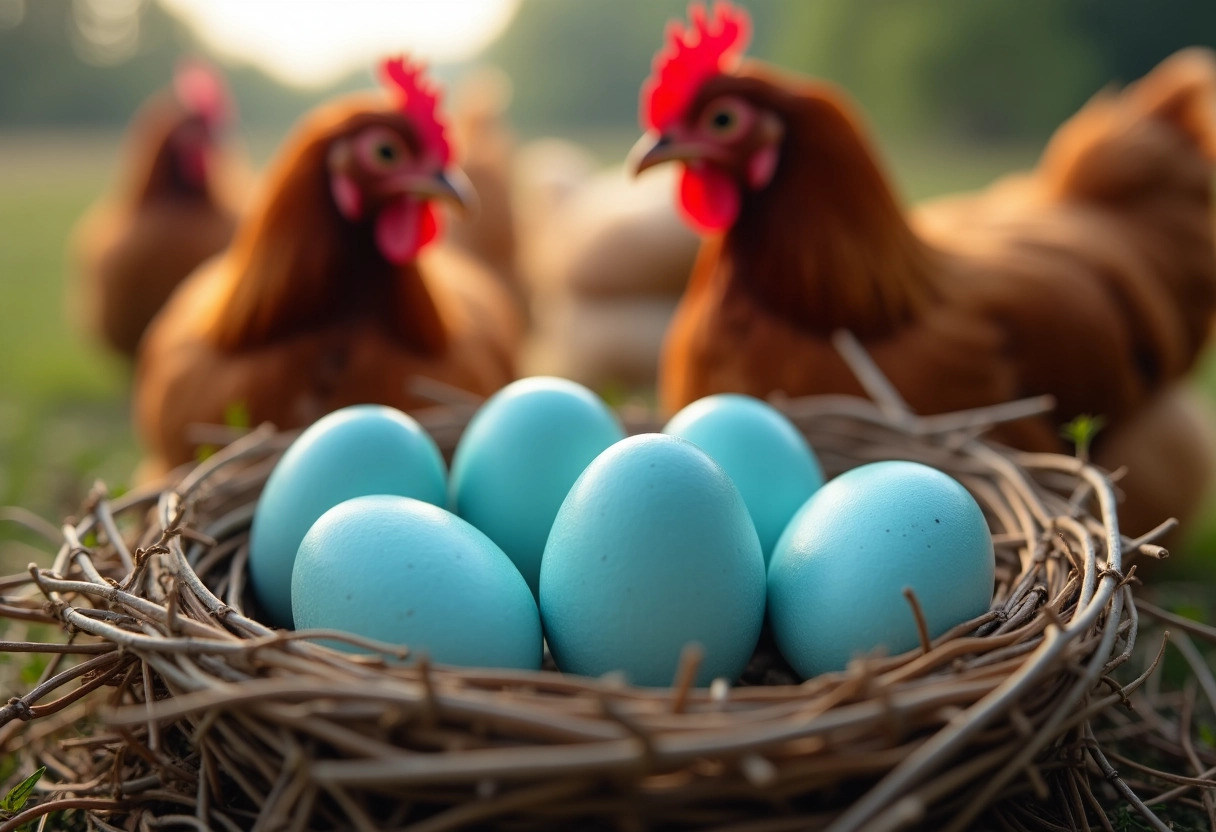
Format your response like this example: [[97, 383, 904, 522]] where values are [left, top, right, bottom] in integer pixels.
[[157, 0, 520, 88]]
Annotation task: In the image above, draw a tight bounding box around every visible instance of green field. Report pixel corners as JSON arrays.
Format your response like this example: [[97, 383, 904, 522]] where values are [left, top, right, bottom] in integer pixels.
[[0, 132, 139, 564], [2, 130, 1216, 579]]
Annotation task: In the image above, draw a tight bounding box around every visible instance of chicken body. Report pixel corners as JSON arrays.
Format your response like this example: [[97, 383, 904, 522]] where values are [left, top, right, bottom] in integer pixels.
[[444, 67, 524, 307], [635, 6, 1216, 535], [136, 87, 519, 475], [71, 72, 245, 358], [519, 153, 699, 392]]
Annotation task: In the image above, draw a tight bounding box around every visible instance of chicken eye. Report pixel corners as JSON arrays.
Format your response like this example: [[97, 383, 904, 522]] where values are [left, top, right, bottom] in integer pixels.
[[375, 142, 398, 163], [701, 97, 749, 140], [357, 127, 410, 171]]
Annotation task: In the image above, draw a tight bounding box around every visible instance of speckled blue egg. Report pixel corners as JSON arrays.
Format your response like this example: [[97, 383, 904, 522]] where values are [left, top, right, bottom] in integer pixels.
[[249, 405, 447, 628], [292, 496, 541, 669], [662, 394, 824, 564], [768, 460, 995, 678], [539, 434, 766, 687], [449, 377, 626, 597]]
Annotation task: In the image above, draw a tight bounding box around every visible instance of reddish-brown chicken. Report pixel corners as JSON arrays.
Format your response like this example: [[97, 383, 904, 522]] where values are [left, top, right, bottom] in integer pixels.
[[444, 66, 524, 307], [632, 3, 1216, 534], [135, 58, 520, 475], [71, 61, 245, 357]]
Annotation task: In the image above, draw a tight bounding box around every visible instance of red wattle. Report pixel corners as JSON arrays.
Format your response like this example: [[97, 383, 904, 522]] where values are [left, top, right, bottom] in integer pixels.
[[678, 164, 739, 233], [376, 197, 421, 265], [419, 202, 441, 249]]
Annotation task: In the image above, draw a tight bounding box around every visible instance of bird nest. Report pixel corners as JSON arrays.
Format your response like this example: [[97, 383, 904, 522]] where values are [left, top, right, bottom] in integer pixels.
[[0, 342, 1205, 832]]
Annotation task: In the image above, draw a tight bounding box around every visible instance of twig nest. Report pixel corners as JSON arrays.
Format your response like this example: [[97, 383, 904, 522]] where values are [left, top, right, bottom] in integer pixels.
[[3, 376, 1168, 832]]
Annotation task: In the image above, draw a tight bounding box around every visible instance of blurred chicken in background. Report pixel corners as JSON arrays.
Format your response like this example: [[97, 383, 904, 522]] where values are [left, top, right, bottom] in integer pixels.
[[445, 65, 526, 312], [633, 2, 1216, 536], [70, 60, 247, 358], [517, 141, 699, 395], [135, 57, 521, 476]]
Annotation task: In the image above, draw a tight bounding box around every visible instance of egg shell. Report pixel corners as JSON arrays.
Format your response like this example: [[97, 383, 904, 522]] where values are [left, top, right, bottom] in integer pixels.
[[249, 405, 447, 628], [540, 433, 766, 687], [292, 495, 542, 669], [449, 377, 626, 597], [767, 460, 995, 678], [662, 394, 824, 563]]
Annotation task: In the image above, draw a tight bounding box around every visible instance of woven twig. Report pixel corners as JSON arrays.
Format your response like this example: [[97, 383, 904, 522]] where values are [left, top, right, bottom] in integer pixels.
[[0, 336, 1205, 831]]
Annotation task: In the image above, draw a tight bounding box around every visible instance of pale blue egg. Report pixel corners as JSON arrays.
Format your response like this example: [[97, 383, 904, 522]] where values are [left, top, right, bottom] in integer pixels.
[[449, 377, 625, 597], [249, 405, 447, 628], [768, 460, 995, 678], [663, 394, 824, 564], [292, 496, 542, 670], [540, 434, 766, 687]]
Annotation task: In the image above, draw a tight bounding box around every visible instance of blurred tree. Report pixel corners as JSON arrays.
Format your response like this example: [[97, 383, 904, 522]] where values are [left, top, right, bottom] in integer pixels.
[[482, 0, 694, 134], [756, 0, 1214, 143], [487, 0, 1215, 146], [0, 0, 346, 132], [481, 1, 782, 140], [1074, 0, 1216, 84], [1, 0, 1213, 149], [768, 0, 1100, 143]]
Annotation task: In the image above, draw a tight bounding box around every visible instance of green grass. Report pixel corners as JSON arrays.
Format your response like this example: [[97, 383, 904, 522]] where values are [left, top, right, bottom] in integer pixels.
[[0, 131, 139, 566]]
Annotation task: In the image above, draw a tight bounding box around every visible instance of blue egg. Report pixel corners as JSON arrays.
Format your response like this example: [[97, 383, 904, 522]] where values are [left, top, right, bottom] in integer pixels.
[[663, 394, 824, 563], [540, 434, 766, 687], [292, 496, 542, 670], [449, 377, 625, 597], [767, 461, 995, 678], [249, 405, 447, 628]]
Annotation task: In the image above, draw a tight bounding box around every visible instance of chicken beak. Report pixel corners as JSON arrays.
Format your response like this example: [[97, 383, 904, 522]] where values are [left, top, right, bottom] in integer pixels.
[[628, 132, 676, 176], [383, 168, 480, 219], [628, 131, 722, 176]]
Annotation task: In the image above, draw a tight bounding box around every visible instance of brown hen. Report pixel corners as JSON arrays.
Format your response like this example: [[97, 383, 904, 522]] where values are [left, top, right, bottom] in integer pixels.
[[71, 61, 245, 358], [520, 155, 699, 392], [444, 66, 524, 308], [632, 3, 1216, 535], [135, 58, 520, 475]]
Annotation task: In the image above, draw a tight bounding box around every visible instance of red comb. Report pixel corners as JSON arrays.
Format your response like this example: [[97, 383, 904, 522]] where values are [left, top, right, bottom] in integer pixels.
[[174, 58, 232, 126], [379, 56, 452, 166], [641, 1, 752, 131]]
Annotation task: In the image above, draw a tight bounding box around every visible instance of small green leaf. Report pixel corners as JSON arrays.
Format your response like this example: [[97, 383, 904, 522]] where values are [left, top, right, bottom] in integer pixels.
[[1, 765, 45, 814], [1200, 722, 1216, 749], [1172, 603, 1205, 623], [596, 383, 629, 409], [223, 401, 251, 429], [1061, 414, 1106, 460], [80, 531, 98, 548], [194, 444, 218, 463]]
